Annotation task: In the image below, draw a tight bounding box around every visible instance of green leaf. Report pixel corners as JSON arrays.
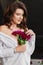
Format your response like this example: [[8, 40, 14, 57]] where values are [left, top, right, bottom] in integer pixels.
[[18, 38, 26, 45]]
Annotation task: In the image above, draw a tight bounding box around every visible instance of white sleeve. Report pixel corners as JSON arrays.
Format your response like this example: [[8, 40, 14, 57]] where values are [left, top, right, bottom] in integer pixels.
[[0, 39, 14, 58], [25, 34, 36, 55]]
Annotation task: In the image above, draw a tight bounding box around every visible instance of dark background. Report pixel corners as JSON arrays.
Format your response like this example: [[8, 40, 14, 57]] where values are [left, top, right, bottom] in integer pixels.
[[0, 0, 43, 59]]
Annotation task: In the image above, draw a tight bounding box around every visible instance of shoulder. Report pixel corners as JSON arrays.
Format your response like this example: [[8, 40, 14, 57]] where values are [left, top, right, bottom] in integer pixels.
[[0, 26, 1, 29], [0, 25, 11, 35]]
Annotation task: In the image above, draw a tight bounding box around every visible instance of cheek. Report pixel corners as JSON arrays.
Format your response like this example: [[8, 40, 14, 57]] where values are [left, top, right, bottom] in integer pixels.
[[13, 16, 17, 21], [14, 15, 19, 20]]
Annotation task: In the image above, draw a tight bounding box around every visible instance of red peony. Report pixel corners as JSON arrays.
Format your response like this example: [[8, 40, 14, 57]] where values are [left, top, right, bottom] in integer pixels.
[[12, 30, 31, 45]]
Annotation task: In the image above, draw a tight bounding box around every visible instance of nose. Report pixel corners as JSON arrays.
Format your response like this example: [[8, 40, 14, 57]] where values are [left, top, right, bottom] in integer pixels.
[[20, 15, 23, 20]]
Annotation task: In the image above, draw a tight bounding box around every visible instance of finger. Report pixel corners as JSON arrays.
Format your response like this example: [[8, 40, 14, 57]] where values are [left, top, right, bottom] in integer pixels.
[[26, 32, 31, 35], [25, 30, 29, 34]]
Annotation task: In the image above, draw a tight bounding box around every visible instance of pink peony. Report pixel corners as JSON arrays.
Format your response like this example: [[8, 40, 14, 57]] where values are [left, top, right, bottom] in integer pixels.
[[12, 30, 31, 40], [12, 30, 31, 45]]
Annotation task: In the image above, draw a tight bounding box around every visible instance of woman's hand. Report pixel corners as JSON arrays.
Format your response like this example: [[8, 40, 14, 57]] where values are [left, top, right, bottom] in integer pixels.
[[14, 44, 26, 53], [26, 28, 35, 36]]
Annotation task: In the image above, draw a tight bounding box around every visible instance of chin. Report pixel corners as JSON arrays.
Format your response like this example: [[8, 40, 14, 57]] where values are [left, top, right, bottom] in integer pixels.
[[17, 22, 21, 24]]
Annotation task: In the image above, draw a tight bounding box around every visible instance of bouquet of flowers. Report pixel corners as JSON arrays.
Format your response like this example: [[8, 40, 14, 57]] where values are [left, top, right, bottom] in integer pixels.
[[12, 30, 31, 45]]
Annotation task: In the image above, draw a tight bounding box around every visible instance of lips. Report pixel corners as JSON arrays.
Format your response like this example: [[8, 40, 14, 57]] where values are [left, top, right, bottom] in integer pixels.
[[18, 19, 22, 22], [17, 20, 22, 23]]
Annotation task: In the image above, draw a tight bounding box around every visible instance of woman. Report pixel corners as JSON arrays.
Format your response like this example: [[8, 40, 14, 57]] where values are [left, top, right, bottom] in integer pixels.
[[0, 1, 36, 65]]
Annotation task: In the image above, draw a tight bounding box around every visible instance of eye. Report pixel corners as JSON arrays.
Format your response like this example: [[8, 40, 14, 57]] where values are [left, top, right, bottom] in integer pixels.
[[16, 13, 20, 16], [16, 13, 24, 16]]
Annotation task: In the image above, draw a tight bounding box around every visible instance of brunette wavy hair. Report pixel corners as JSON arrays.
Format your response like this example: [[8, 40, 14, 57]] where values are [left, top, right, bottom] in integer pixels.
[[0, 1, 28, 31]]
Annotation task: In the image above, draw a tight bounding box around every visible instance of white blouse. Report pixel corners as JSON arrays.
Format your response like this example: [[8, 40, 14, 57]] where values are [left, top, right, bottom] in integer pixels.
[[0, 32, 35, 65]]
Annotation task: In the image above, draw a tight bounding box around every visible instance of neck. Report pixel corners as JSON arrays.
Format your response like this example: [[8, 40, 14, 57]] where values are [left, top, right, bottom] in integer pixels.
[[10, 24, 18, 30]]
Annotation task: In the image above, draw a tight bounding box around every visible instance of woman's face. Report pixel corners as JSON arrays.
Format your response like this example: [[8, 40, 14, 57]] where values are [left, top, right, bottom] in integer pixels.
[[11, 8, 24, 25]]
